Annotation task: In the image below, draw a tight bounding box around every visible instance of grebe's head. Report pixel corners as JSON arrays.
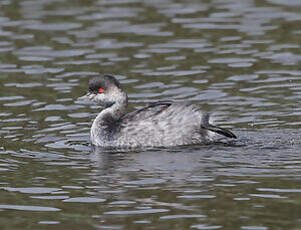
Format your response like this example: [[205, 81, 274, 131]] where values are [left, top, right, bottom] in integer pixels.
[[79, 75, 124, 108]]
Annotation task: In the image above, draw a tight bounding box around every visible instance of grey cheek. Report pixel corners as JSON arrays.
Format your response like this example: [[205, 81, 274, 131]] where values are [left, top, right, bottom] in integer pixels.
[[89, 94, 96, 100]]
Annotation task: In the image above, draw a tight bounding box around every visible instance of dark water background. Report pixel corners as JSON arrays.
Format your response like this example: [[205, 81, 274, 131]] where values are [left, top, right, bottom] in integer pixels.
[[0, 0, 301, 229]]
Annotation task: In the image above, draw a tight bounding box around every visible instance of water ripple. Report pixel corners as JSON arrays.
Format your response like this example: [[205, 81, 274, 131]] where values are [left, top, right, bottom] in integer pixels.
[[0, 204, 60, 212], [0, 0, 300, 229]]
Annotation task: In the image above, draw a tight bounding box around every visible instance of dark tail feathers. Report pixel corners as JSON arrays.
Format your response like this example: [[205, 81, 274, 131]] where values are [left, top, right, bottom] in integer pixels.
[[202, 125, 237, 139]]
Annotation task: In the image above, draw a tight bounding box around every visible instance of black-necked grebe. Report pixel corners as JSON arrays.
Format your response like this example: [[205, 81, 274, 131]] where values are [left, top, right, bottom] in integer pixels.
[[79, 75, 236, 148]]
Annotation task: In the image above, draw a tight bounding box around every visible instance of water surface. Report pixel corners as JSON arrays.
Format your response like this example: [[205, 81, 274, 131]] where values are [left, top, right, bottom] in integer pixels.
[[0, 0, 301, 229]]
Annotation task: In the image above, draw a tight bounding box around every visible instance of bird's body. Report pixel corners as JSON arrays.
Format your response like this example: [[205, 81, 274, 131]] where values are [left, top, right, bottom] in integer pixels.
[[79, 75, 236, 148]]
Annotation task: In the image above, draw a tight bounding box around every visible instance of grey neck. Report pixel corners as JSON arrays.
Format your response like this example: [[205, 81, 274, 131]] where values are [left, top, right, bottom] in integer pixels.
[[90, 92, 127, 145], [100, 96, 127, 123], [92, 92, 127, 132]]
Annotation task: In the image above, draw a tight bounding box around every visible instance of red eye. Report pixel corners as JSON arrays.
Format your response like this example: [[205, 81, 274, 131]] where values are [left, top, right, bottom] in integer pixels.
[[98, 88, 104, 93]]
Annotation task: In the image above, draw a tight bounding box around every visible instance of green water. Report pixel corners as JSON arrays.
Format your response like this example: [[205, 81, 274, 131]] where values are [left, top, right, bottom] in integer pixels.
[[0, 0, 301, 229]]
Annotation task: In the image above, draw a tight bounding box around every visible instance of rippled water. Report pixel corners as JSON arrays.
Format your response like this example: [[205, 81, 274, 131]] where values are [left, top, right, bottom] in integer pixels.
[[0, 0, 301, 229]]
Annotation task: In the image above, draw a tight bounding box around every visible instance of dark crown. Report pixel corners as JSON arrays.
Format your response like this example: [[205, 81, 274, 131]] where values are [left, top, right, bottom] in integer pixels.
[[88, 75, 121, 93]]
